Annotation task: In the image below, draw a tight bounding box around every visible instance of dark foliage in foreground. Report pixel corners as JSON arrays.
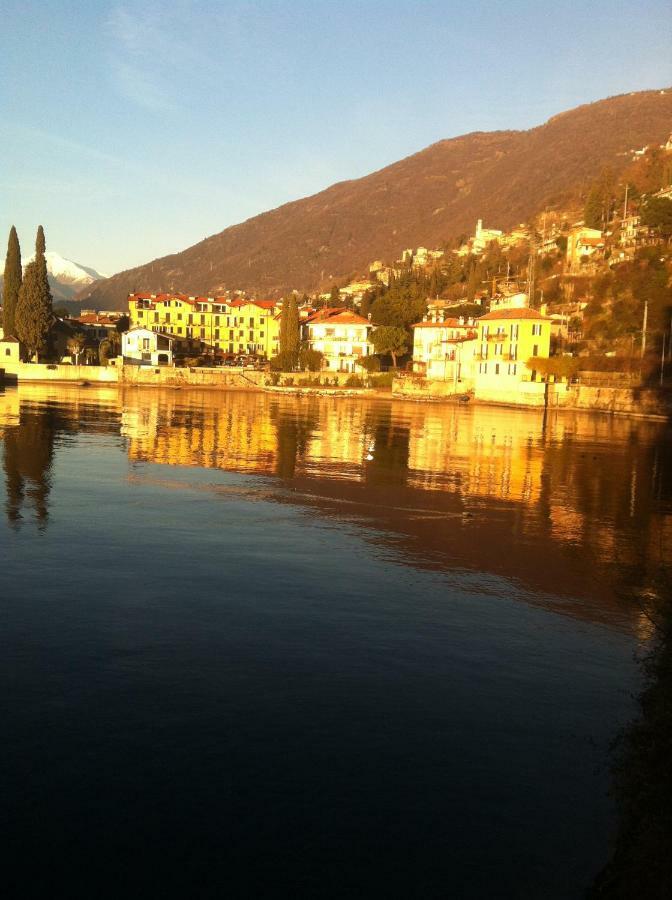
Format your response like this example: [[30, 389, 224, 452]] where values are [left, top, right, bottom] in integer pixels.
[[589, 587, 672, 898]]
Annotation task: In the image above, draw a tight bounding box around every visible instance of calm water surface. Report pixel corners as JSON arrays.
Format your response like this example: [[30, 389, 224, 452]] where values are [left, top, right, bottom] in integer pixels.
[[3, 385, 671, 898]]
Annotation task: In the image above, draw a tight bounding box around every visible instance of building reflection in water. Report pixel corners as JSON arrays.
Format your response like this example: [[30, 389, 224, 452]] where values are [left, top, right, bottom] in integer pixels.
[[2, 385, 671, 628]]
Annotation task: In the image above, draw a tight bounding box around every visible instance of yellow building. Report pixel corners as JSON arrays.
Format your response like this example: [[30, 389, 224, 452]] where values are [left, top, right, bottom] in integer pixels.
[[128, 293, 280, 358], [473, 308, 551, 404]]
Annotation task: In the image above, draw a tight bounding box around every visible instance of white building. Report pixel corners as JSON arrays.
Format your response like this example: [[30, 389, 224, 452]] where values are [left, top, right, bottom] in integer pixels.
[[473, 219, 503, 254], [304, 308, 374, 373], [122, 327, 176, 366], [411, 315, 478, 386]]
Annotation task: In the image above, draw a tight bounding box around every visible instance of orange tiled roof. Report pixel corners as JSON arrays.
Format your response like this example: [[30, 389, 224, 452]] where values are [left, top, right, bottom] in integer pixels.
[[479, 308, 551, 321], [305, 307, 370, 326], [412, 318, 474, 329]]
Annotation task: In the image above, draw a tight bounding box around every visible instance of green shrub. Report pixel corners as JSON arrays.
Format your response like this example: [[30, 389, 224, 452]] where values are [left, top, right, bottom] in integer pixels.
[[368, 372, 394, 389], [356, 355, 381, 373], [298, 348, 324, 372], [345, 374, 364, 388], [270, 350, 298, 372]]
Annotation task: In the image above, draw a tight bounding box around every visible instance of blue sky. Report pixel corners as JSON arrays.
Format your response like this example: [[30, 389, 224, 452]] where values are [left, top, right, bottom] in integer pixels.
[[2, 0, 671, 276]]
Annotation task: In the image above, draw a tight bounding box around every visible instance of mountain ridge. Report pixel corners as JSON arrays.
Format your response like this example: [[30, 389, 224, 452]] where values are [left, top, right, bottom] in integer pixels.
[[82, 88, 672, 310]]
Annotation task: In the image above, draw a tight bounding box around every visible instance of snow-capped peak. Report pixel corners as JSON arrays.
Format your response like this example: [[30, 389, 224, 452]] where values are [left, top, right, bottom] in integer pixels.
[[23, 251, 108, 285]]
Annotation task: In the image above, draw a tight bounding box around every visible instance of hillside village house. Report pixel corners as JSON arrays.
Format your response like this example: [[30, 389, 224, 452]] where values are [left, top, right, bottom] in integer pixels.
[[128, 293, 280, 358], [411, 315, 478, 386], [566, 226, 604, 271], [473, 307, 552, 403], [304, 308, 374, 373]]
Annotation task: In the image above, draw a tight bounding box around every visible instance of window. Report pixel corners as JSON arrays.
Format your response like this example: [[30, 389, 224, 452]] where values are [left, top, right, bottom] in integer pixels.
[[249, 317, 254, 327], [495, 363, 500, 375], [509, 344, 517, 360], [480, 343, 488, 358], [495, 343, 503, 355], [138, 310, 144, 318], [510, 324, 519, 339], [200, 328, 206, 338], [508, 363, 517, 375], [532, 344, 539, 357], [482, 325, 489, 337], [215, 329, 220, 339], [142, 338, 150, 350], [532, 324, 542, 336], [153, 313, 159, 323], [200, 314, 206, 325], [229, 330, 234, 339], [5, 348, 10, 356], [178, 313, 182, 321]]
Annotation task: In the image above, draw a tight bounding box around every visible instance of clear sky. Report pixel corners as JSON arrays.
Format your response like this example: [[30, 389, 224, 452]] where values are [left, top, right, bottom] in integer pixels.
[[2, 0, 671, 276]]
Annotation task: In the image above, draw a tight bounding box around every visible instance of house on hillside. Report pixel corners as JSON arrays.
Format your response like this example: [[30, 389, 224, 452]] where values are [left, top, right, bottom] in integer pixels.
[[411, 315, 478, 386], [304, 308, 374, 373], [472, 219, 503, 254], [565, 226, 604, 272]]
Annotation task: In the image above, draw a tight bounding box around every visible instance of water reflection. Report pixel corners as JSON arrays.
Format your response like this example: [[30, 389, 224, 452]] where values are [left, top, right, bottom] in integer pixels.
[[2, 384, 671, 627], [1, 395, 55, 527]]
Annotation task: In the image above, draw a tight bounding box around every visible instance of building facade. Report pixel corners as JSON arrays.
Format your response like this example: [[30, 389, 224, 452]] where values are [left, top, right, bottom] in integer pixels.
[[128, 293, 280, 358], [122, 327, 181, 366], [304, 308, 374, 373], [411, 316, 477, 386], [473, 308, 552, 402], [565, 226, 604, 271]]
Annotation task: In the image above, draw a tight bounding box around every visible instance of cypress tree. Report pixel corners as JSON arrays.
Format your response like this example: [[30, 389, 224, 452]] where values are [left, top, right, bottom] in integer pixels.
[[16, 226, 53, 361], [279, 295, 289, 354], [3, 226, 22, 338], [285, 294, 300, 359]]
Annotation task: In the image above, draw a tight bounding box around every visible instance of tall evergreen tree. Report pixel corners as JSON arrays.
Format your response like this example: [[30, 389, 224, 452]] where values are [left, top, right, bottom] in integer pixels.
[[279, 295, 290, 353], [16, 226, 53, 361], [2, 226, 22, 338], [285, 294, 300, 359]]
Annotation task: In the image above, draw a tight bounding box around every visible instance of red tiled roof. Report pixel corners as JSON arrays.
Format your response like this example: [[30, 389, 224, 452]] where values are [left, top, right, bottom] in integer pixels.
[[479, 308, 551, 321], [577, 237, 603, 247]]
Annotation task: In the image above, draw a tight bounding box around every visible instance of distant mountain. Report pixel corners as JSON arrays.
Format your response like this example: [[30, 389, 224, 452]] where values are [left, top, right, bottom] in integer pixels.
[[80, 88, 672, 310], [1, 251, 107, 312], [23, 252, 108, 304]]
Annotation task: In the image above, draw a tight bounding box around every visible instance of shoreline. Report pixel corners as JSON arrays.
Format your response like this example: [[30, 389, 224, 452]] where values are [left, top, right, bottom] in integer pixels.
[[3, 374, 670, 422]]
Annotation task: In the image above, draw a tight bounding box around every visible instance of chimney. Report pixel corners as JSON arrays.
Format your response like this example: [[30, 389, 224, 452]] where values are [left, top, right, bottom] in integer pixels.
[[540, 303, 548, 317]]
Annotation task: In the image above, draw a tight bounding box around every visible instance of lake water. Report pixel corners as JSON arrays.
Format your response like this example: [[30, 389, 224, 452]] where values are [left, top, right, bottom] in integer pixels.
[[3, 385, 671, 898]]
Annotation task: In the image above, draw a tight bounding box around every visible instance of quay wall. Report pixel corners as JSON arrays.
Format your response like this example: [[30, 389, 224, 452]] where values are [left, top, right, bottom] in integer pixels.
[[120, 366, 266, 389], [1, 362, 119, 383], [393, 377, 472, 401]]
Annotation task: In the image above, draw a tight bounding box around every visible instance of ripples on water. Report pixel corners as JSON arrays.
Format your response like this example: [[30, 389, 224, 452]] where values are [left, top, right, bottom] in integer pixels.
[[2, 384, 671, 898]]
